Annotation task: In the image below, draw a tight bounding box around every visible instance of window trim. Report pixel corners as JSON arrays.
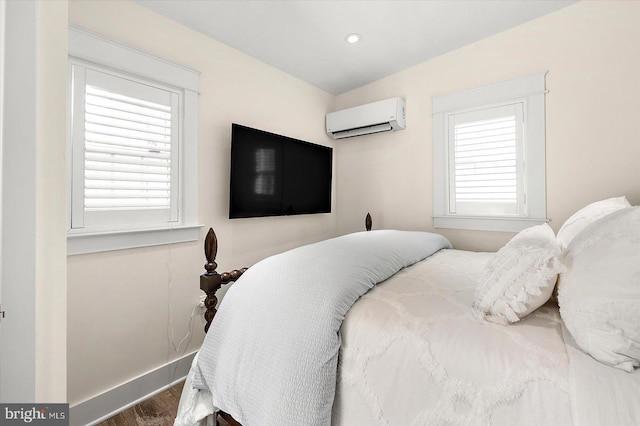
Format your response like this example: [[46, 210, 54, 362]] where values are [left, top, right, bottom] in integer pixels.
[[432, 73, 548, 232], [67, 26, 201, 255]]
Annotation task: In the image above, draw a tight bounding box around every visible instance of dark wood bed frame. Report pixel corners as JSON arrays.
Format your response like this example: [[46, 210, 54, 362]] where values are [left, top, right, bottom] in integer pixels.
[[199, 227, 248, 333], [198, 213, 373, 425]]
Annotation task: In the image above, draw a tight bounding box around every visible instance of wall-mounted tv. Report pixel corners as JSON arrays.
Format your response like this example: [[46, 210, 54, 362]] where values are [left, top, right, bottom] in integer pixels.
[[229, 124, 333, 219]]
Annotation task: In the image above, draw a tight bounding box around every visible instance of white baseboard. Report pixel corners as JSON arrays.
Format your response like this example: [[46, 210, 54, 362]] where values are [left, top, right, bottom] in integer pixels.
[[70, 352, 196, 426]]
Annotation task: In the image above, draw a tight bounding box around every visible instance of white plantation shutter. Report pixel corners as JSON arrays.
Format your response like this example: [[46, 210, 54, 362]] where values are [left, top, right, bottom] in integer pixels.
[[71, 65, 180, 229], [448, 103, 524, 216]]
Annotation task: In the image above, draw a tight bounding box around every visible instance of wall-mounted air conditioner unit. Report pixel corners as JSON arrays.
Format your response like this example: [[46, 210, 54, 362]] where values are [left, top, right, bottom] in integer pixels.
[[326, 97, 406, 139]]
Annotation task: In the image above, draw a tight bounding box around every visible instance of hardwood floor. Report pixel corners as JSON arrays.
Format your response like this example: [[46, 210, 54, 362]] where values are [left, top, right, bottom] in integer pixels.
[[96, 381, 231, 426]]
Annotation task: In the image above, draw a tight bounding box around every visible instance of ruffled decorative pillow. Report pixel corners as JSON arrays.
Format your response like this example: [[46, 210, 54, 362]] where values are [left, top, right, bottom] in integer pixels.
[[474, 223, 564, 325], [558, 206, 640, 372], [556, 196, 631, 250]]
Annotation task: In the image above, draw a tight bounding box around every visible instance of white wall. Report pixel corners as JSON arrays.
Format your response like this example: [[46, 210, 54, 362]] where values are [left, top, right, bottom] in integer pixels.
[[1, 0, 38, 402], [35, 0, 68, 402], [1, 0, 67, 403], [334, 0, 640, 251], [67, 0, 336, 406]]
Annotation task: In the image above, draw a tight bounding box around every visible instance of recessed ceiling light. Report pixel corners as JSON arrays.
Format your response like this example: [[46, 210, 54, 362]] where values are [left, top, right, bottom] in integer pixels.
[[344, 33, 362, 44]]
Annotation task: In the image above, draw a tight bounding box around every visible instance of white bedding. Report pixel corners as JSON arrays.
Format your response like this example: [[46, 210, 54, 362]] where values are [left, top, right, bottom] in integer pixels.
[[176, 247, 638, 426], [333, 249, 572, 426], [562, 325, 640, 426]]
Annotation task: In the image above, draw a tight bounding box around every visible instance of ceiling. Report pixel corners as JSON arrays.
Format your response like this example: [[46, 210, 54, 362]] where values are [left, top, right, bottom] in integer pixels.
[[135, 0, 576, 95]]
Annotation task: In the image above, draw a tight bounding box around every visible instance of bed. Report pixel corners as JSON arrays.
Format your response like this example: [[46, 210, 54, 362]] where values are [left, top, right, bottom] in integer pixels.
[[175, 200, 640, 426]]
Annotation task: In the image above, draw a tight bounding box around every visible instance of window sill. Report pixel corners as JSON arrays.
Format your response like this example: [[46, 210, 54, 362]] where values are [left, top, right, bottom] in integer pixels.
[[433, 215, 547, 233], [67, 224, 203, 256]]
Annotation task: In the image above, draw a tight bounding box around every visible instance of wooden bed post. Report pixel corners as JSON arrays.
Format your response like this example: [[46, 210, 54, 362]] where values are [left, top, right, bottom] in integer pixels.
[[365, 212, 372, 231], [200, 228, 247, 333]]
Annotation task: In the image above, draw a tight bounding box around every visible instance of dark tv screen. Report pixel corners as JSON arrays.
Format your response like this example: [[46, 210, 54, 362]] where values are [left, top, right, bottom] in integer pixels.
[[229, 124, 333, 219]]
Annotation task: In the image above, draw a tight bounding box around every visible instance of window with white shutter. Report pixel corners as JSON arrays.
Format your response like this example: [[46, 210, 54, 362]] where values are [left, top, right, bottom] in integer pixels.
[[71, 66, 180, 228], [433, 73, 547, 232], [68, 28, 200, 255]]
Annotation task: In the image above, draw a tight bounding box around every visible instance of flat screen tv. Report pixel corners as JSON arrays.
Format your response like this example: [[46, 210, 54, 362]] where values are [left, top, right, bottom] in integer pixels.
[[229, 124, 333, 219]]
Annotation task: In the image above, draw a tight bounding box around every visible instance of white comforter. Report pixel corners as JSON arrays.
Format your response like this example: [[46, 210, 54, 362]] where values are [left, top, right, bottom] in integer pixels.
[[186, 230, 451, 426], [332, 249, 573, 425]]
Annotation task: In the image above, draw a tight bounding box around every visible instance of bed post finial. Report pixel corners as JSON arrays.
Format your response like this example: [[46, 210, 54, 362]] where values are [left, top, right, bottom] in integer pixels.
[[200, 228, 222, 333], [204, 228, 218, 273], [200, 227, 248, 333], [365, 213, 372, 231]]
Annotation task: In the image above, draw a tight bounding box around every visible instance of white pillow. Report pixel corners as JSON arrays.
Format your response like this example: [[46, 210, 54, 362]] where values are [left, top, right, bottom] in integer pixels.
[[557, 196, 631, 250], [474, 223, 564, 325], [558, 206, 640, 372]]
